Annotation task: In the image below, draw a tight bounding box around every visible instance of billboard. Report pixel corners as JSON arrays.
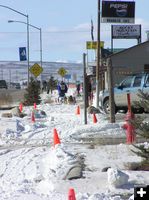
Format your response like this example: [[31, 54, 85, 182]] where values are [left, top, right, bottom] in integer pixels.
[[112, 25, 141, 39], [102, 1, 135, 23]]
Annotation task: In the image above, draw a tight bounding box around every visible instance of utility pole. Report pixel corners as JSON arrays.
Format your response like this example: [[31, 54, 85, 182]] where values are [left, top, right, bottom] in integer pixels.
[[96, 0, 101, 108], [83, 53, 87, 124], [107, 58, 115, 123]]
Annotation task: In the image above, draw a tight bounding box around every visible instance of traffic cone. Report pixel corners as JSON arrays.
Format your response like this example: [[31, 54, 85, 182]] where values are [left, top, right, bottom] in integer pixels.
[[53, 128, 61, 146], [34, 102, 37, 109], [68, 188, 76, 200], [19, 103, 23, 112], [93, 113, 97, 123], [76, 105, 80, 115], [31, 111, 35, 123]]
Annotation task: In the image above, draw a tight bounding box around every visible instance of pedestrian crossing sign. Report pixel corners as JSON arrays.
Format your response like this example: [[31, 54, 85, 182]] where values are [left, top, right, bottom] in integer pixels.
[[29, 63, 43, 77]]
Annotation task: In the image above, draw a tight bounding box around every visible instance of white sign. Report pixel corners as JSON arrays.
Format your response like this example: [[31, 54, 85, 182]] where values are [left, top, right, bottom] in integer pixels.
[[112, 25, 141, 39]]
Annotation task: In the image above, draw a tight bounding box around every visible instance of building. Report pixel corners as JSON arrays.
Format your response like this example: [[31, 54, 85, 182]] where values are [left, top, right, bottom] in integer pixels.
[[88, 41, 149, 90], [108, 40, 149, 85]]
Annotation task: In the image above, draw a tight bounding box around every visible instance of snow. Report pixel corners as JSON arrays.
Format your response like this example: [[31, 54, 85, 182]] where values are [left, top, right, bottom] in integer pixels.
[[0, 89, 149, 200]]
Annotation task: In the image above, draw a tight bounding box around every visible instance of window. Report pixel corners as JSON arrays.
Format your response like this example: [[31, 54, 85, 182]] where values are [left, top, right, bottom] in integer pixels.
[[133, 75, 142, 87], [121, 76, 133, 88]]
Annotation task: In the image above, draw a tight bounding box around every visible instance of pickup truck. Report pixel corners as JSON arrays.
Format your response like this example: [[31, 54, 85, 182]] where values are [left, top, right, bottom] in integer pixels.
[[98, 73, 149, 114]]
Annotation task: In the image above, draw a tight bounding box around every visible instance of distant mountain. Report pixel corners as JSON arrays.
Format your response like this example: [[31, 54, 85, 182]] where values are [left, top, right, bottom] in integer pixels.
[[0, 61, 83, 83]]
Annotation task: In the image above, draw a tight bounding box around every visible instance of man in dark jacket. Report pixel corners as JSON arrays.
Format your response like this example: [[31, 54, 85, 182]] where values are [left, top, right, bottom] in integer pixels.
[[57, 81, 68, 101]]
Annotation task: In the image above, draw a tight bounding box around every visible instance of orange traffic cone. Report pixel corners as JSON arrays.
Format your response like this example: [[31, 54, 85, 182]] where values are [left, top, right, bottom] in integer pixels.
[[68, 188, 76, 200], [34, 102, 37, 109], [53, 128, 61, 146], [31, 111, 35, 123], [93, 113, 97, 123], [19, 103, 23, 112], [76, 105, 80, 115]]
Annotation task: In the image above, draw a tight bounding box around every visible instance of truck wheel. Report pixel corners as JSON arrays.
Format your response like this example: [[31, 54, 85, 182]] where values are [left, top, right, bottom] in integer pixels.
[[103, 99, 110, 114], [103, 99, 117, 114]]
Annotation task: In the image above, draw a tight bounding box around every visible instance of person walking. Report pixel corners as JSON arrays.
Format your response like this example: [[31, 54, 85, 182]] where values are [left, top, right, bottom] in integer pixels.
[[76, 83, 81, 96], [57, 81, 68, 102]]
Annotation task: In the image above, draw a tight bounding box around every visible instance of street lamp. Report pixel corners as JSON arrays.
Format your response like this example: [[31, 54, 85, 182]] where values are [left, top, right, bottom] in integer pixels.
[[96, 0, 101, 108], [8, 20, 42, 76], [0, 5, 30, 86]]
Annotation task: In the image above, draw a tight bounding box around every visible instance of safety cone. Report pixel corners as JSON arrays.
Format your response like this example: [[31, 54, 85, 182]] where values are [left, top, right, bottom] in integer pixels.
[[93, 113, 97, 123], [19, 103, 23, 112], [34, 102, 37, 109], [53, 128, 61, 146], [31, 111, 35, 123], [76, 105, 80, 115], [68, 188, 76, 200]]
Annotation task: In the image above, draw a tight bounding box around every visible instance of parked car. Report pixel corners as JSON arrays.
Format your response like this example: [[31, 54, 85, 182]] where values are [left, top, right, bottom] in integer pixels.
[[98, 73, 149, 114], [9, 82, 21, 89], [0, 80, 7, 89], [15, 83, 21, 89]]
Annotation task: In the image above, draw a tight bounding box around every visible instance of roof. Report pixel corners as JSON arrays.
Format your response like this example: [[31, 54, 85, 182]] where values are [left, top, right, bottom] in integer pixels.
[[107, 40, 149, 58]]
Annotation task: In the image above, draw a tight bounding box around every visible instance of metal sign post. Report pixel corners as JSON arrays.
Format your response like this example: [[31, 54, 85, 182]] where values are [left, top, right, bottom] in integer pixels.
[[83, 53, 87, 125]]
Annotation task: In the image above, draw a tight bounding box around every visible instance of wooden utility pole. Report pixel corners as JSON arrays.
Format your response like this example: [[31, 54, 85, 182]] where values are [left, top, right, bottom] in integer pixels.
[[107, 58, 115, 123], [96, 0, 101, 108]]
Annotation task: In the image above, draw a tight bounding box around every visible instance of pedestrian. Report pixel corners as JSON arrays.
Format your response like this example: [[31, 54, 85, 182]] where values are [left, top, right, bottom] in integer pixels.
[[47, 76, 55, 94], [76, 83, 81, 96], [87, 78, 93, 105], [57, 81, 68, 102], [42, 80, 47, 92]]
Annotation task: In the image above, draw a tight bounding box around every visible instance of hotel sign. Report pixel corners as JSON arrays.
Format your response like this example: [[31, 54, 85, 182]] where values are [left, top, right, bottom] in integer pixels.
[[112, 25, 141, 39], [101, 1, 135, 23]]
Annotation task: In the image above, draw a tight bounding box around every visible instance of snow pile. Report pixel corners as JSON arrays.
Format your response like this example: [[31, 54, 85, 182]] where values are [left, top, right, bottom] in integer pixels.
[[41, 144, 83, 180], [107, 168, 129, 189], [0, 89, 148, 200]]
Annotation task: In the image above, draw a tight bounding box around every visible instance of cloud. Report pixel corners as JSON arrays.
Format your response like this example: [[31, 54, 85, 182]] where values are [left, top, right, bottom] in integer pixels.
[[74, 23, 90, 31]]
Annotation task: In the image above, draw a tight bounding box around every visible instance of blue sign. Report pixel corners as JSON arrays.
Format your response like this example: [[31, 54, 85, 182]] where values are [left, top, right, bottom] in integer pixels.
[[64, 74, 71, 80], [19, 47, 27, 61]]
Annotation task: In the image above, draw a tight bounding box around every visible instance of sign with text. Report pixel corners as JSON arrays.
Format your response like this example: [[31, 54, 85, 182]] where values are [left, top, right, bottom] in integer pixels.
[[102, 1, 135, 23], [112, 25, 141, 39], [19, 47, 27, 61], [86, 41, 104, 49]]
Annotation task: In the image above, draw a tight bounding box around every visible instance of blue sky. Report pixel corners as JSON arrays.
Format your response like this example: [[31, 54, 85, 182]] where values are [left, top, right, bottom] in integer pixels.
[[0, 0, 148, 63]]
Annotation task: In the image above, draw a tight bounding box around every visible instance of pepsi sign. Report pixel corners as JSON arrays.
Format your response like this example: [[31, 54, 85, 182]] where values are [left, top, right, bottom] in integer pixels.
[[102, 1, 135, 23]]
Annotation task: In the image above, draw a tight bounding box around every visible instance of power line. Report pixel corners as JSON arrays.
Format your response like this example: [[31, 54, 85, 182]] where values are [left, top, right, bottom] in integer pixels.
[[0, 28, 112, 34]]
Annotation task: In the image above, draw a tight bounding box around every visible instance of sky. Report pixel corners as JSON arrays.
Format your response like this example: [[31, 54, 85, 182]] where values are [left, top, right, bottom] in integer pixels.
[[0, 88, 149, 199], [0, 0, 149, 63]]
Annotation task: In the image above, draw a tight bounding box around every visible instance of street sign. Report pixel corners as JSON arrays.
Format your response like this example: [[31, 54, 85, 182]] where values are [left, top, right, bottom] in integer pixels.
[[29, 63, 43, 77], [19, 47, 27, 61], [86, 41, 104, 49], [64, 74, 71, 80]]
